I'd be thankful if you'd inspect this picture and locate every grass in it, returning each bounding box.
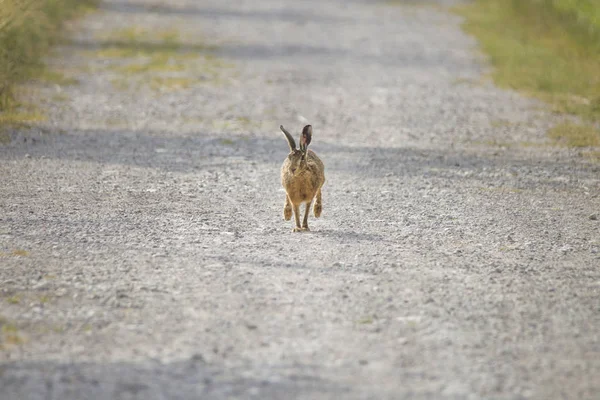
[89,26,233,92]
[51,92,70,102]
[386,0,428,5]
[0,249,32,256]
[0,0,98,114]
[548,123,600,147]
[115,55,187,75]
[92,27,207,58]
[549,0,600,33]
[149,77,194,91]
[211,117,263,132]
[11,249,31,256]
[455,0,600,147]
[386,0,444,11]
[35,69,79,85]
[219,138,235,146]
[490,119,516,129]
[0,111,47,142]
[0,320,24,346]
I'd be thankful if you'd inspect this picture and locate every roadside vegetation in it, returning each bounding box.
[0,0,97,133]
[89,26,233,92]
[455,0,600,150]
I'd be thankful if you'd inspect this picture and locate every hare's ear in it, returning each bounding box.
[299,125,312,153]
[280,125,296,152]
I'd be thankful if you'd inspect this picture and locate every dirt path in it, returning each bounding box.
[1,0,599,399]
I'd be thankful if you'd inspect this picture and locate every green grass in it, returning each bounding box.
[548,123,600,147]
[0,0,98,113]
[35,69,79,85]
[0,320,24,346]
[219,138,235,146]
[455,0,600,147]
[89,27,232,92]
[0,111,46,141]
[211,117,263,131]
[91,27,216,60]
[0,111,46,126]
[386,0,444,11]
[51,93,70,102]
[149,77,194,91]
[115,55,187,75]
[549,0,600,33]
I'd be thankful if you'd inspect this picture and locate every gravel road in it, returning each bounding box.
[1,0,599,399]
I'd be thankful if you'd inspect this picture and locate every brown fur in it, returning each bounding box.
[281,145,325,232]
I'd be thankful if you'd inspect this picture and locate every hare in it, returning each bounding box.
[280,124,325,232]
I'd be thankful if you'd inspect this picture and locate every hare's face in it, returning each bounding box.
[287,150,306,175]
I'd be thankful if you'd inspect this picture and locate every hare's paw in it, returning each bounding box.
[313,202,322,218]
[293,227,303,232]
[301,226,310,232]
[284,205,292,220]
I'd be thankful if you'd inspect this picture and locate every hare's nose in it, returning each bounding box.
[291,168,297,173]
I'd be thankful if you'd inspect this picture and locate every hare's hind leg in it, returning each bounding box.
[284,195,292,220]
[292,203,302,232]
[313,188,322,218]
[301,201,312,231]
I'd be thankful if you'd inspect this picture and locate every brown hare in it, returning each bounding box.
[280,124,325,232]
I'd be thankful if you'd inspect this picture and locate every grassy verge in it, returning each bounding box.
[84,26,234,93]
[0,0,97,129]
[455,0,600,148]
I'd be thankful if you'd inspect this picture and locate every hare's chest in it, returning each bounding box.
[284,175,317,204]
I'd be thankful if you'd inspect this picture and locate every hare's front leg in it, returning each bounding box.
[301,201,312,231]
[283,195,292,221]
[292,203,302,232]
